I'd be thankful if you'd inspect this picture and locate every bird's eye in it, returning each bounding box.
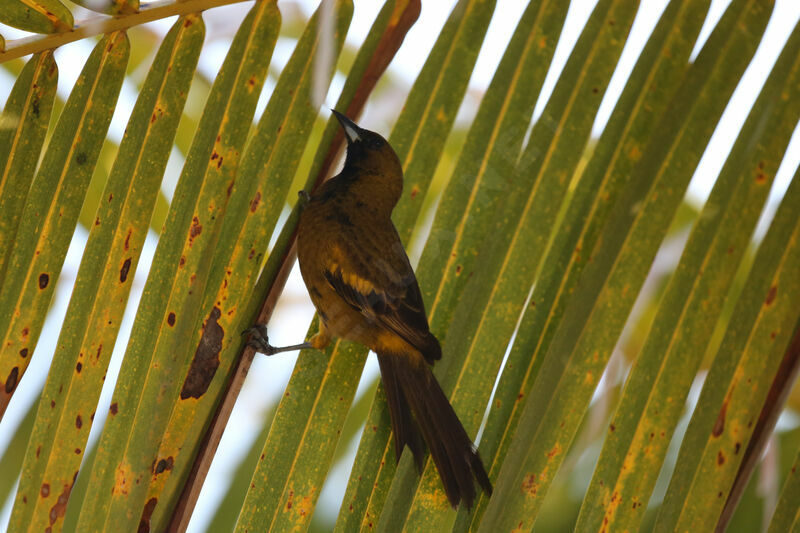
[369,138,383,149]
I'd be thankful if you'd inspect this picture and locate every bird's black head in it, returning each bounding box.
[331,110,403,208]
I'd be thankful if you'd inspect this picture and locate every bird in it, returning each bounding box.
[246,109,492,508]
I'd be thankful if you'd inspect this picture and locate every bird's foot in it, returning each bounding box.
[298,189,311,205]
[243,324,313,355]
[242,324,279,355]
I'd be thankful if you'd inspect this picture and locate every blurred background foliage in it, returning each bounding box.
[1,0,799,532]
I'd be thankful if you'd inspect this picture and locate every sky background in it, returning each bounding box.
[1,0,799,530]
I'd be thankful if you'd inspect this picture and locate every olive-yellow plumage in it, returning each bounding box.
[250,110,491,508]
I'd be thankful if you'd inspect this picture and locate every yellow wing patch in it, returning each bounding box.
[327,246,380,298]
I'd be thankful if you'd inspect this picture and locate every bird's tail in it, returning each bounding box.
[376,353,492,508]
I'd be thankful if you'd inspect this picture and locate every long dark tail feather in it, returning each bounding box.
[377,352,492,508]
[376,354,425,472]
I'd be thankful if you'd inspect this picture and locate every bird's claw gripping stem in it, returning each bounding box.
[243,324,314,355]
[243,324,278,355]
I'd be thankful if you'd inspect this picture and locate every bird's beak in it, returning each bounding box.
[332,109,362,144]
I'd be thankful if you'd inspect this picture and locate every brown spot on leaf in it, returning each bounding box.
[5,366,19,393]
[120,258,132,283]
[113,463,131,496]
[167,312,176,327]
[124,230,132,251]
[712,401,727,437]
[410,186,420,199]
[41,483,50,497]
[75,415,82,429]
[20,348,28,358]
[138,497,158,533]
[154,456,174,474]
[717,451,725,465]
[522,473,537,496]
[189,216,202,243]
[250,191,261,212]
[39,273,49,289]
[765,285,777,306]
[76,362,82,373]
[547,444,561,458]
[180,307,223,399]
[48,474,77,526]
[110,402,118,415]
[455,265,462,275]
[735,442,741,454]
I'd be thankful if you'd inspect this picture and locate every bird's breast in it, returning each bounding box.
[297,199,354,289]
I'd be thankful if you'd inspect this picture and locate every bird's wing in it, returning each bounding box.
[323,226,433,355]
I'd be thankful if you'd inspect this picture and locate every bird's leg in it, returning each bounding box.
[243,321,332,356]
[298,189,311,205]
[308,322,332,350]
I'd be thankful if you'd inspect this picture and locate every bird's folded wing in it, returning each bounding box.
[323,235,431,354]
